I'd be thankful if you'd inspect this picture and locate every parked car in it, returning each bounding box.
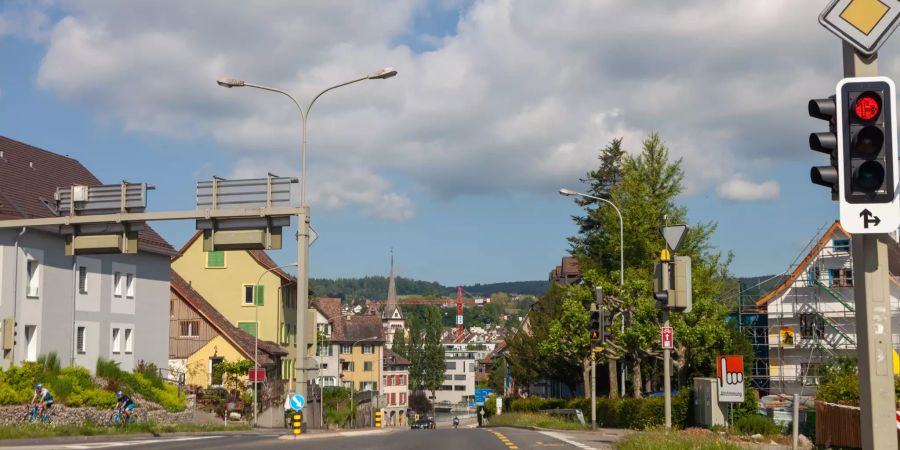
[411,417,436,429]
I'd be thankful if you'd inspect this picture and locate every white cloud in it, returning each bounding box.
[716,178,780,201]
[6,0,873,217]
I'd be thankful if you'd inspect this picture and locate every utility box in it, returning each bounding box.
[693,377,726,428]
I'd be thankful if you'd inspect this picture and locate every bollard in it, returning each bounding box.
[375,410,382,428]
[292,412,303,437]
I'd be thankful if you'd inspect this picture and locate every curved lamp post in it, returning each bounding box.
[252,262,298,427]
[559,188,626,396]
[217,67,397,416]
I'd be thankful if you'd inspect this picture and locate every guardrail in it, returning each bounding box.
[540,408,586,425]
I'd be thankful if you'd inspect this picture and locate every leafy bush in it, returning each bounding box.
[507,396,567,413]
[37,352,61,377]
[0,384,30,405]
[734,414,780,436]
[67,389,117,408]
[150,385,186,412]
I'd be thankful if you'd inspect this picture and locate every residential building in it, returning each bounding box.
[754,221,900,395]
[382,348,410,426]
[171,231,315,389]
[549,256,581,285]
[331,313,385,393]
[0,136,174,371]
[311,297,343,387]
[169,273,286,387]
[435,342,478,407]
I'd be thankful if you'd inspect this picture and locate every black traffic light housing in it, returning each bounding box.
[809,96,839,200]
[839,81,895,203]
[600,311,611,343]
[589,310,601,341]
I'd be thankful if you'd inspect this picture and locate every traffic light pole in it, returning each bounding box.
[661,259,671,430]
[842,42,897,450]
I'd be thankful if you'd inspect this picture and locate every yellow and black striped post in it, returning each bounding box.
[374,410,382,428]
[292,411,302,436]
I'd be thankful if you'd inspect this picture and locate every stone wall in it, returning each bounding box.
[0,404,194,426]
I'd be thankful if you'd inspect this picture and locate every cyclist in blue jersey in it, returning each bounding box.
[30,383,53,419]
[114,391,136,423]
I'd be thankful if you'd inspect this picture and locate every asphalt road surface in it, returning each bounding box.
[0,426,622,450]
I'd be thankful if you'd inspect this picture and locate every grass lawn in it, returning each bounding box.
[0,422,250,440]
[615,430,747,450]
[487,412,589,431]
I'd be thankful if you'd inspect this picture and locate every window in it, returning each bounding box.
[361,344,374,354]
[317,323,332,337]
[113,272,123,297]
[112,328,121,354]
[210,357,224,385]
[444,374,453,380]
[360,381,376,391]
[207,251,225,268]
[364,361,373,372]
[124,329,133,353]
[385,375,392,386]
[445,361,456,370]
[238,322,257,336]
[169,300,175,319]
[440,385,452,391]
[76,326,86,354]
[340,344,352,354]
[78,266,88,294]
[180,320,200,337]
[399,375,406,385]
[126,273,135,298]
[833,239,850,253]
[342,381,352,390]
[26,260,39,298]
[400,393,406,405]
[454,385,465,391]
[243,285,264,306]
[454,374,466,380]
[341,361,355,371]
[389,393,396,405]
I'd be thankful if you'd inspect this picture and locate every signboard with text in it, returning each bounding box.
[716,355,745,403]
[661,326,673,350]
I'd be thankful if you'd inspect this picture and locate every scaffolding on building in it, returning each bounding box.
[733,222,858,396]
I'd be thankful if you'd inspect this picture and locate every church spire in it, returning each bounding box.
[387,248,397,307]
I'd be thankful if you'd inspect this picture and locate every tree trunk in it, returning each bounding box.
[607,358,619,399]
[631,359,642,398]
[582,358,592,399]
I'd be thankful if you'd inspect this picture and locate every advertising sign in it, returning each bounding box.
[717,355,744,403]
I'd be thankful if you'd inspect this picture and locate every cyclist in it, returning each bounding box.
[114,391,135,423]
[30,383,53,420]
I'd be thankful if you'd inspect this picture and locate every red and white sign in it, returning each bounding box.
[248,367,266,382]
[717,355,744,403]
[661,326,674,349]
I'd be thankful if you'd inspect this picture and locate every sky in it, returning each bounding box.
[0,0,894,286]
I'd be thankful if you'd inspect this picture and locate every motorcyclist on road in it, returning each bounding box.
[453,416,460,428]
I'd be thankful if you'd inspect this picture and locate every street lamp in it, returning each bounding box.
[217,67,398,409]
[346,336,378,428]
[559,188,626,396]
[251,262,298,427]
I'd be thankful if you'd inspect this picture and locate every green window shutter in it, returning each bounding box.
[238,322,257,336]
[207,251,225,268]
[255,285,265,305]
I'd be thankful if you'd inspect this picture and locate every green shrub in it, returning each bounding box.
[134,361,164,389]
[37,352,61,377]
[4,362,45,391]
[507,396,567,413]
[68,389,117,409]
[151,385,186,412]
[484,395,497,416]
[734,414,780,436]
[49,376,74,404]
[0,384,30,405]
[96,358,126,382]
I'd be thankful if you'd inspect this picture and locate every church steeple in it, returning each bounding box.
[382,249,404,343]
[387,248,398,308]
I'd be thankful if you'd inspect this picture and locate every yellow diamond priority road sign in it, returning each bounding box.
[820,0,900,55]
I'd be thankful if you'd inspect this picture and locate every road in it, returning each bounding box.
[0,426,624,450]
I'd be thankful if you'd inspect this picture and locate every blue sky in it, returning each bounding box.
[0,1,883,286]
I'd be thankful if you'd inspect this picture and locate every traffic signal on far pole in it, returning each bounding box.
[601,311,611,343]
[836,77,900,233]
[809,95,839,200]
[590,309,601,341]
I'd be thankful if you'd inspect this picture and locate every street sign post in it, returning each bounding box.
[474,388,493,406]
[716,355,745,403]
[661,326,673,350]
[819,0,900,56]
[290,393,306,411]
[660,224,688,253]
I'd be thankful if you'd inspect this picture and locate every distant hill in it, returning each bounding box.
[309,277,549,301]
[460,281,549,296]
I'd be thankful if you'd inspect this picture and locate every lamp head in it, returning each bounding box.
[368,67,398,80]
[217,77,245,88]
[559,188,578,196]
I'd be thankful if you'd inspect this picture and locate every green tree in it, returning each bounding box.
[406,315,424,392]
[391,329,408,359]
[422,306,447,397]
[568,133,740,397]
[538,288,593,398]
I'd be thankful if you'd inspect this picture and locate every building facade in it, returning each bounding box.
[0,136,173,372]
[381,348,410,426]
[331,314,384,394]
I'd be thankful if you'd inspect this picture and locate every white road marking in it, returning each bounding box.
[537,431,595,450]
[40,435,223,449]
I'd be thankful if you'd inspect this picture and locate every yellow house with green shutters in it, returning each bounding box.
[171,231,316,389]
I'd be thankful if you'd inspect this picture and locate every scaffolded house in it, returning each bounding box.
[753,221,900,396]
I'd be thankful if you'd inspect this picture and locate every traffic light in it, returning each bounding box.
[653,257,692,312]
[809,95,839,200]
[600,311,611,343]
[589,310,601,341]
[836,77,899,233]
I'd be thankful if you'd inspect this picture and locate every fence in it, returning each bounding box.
[815,401,899,448]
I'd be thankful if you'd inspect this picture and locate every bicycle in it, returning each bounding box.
[110,408,135,426]
[23,404,51,423]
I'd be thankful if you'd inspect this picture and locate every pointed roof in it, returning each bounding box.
[172,231,295,284]
[382,250,403,320]
[171,272,287,365]
[755,221,900,309]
